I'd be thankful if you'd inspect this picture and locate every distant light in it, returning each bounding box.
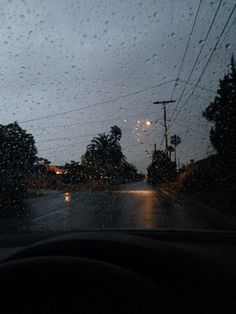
[56,171,61,175]
[146,120,151,126]
[137,120,140,124]
[124,119,127,122]
[64,192,71,203]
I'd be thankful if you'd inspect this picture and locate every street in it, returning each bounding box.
[0,181,236,233]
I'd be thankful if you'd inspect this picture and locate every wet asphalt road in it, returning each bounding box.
[0,181,235,233]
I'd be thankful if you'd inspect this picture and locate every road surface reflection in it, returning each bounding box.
[64,192,71,203]
[1,181,235,234]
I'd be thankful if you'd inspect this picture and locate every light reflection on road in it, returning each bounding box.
[113,190,155,195]
[113,189,159,229]
[64,192,71,203]
[2,181,235,234]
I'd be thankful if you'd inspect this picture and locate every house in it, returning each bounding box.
[47,165,65,175]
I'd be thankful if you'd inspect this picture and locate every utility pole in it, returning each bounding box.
[153,100,175,154]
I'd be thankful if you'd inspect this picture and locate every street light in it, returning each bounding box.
[146,120,151,126]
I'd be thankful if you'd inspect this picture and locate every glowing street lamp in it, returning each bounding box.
[146,120,151,126]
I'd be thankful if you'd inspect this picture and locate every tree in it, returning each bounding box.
[203,55,236,163]
[167,145,175,161]
[83,132,119,182]
[147,147,176,184]
[170,135,181,168]
[34,157,52,173]
[0,122,37,203]
[110,125,122,142]
[81,125,138,184]
[63,161,86,184]
[119,161,139,183]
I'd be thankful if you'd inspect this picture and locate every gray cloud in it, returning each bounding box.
[0,0,235,171]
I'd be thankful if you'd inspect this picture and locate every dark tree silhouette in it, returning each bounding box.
[203,55,236,162]
[178,57,236,214]
[0,122,37,205]
[167,145,175,161]
[170,135,181,168]
[110,125,122,141]
[147,147,176,184]
[63,161,86,184]
[81,126,138,184]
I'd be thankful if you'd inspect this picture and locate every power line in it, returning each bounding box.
[171,2,236,124]
[18,79,175,124]
[170,0,223,121]
[37,132,98,144]
[194,94,212,103]
[36,112,163,148]
[172,119,208,136]
[211,15,236,62]
[37,127,134,144]
[170,0,203,100]
[39,139,90,152]
[44,141,149,159]
[178,78,218,94]
[25,109,164,132]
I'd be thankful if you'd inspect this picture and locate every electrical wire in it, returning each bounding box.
[171,2,236,124]
[170,0,223,121]
[18,79,175,124]
[170,0,203,100]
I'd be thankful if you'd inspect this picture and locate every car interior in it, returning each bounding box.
[0,0,236,313]
[0,230,235,313]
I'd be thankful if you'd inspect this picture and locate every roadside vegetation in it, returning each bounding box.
[178,56,236,216]
[0,123,143,214]
[1,56,235,218]
[147,56,236,217]
[30,126,144,191]
[0,122,37,214]
[62,126,144,189]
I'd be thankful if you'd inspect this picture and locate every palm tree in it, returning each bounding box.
[85,133,110,180]
[84,128,126,182]
[87,133,110,156]
[110,125,122,142]
[82,125,138,184]
[170,135,181,169]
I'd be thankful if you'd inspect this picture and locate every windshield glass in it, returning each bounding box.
[0,0,236,233]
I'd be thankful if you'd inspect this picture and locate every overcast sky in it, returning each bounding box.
[0,0,235,171]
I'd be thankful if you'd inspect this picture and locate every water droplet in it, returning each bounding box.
[153,12,158,18]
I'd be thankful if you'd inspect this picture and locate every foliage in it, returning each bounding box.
[167,146,174,153]
[147,149,176,184]
[170,134,181,167]
[178,56,236,214]
[177,155,236,214]
[0,122,37,202]
[203,56,236,162]
[33,157,51,175]
[63,161,86,184]
[63,126,141,185]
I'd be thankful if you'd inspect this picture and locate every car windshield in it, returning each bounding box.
[0,0,236,234]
